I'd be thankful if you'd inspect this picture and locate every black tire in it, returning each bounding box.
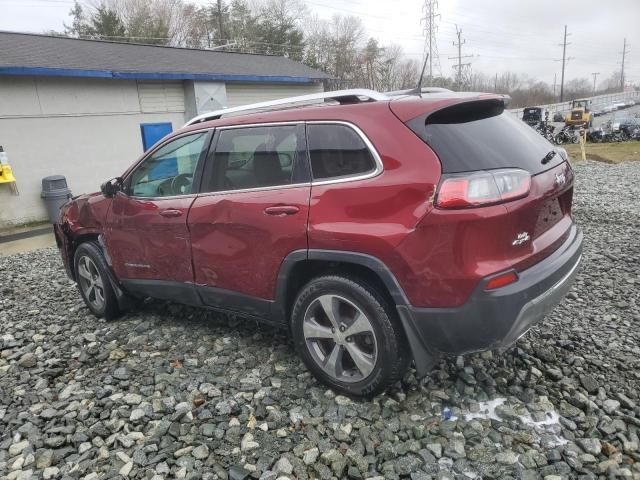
[74,242,121,320]
[290,275,409,397]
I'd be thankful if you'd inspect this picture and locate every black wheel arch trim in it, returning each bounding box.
[78,237,132,311]
[273,249,411,322]
[274,248,437,375]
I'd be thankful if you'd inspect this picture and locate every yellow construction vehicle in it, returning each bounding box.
[565,99,593,127]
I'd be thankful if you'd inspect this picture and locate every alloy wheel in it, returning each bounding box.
[77,255,105,311]
[303,294,378,383]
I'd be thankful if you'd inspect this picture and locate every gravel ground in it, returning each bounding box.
[1,160,639,480]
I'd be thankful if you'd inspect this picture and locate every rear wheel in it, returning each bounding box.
[74,242,121,320]
[291,275,409,397]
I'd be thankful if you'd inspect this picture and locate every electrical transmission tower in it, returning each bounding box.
[422,0,441,82]
[449,25,473,90]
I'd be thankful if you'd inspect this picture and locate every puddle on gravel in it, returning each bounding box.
[443,397,570,448]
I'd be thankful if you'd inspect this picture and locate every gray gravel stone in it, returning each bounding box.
[578,438,602,456]
[192,444,209,459]
[1,160,639,480]
[17,353,37,368]
[274,457,293,474]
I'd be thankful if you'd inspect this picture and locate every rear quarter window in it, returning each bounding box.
[307,124,378,180]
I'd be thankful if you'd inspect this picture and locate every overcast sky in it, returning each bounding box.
[1,0,638,88]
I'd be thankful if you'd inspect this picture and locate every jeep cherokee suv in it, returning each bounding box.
[54,89,583,397]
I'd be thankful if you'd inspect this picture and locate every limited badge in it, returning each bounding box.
[512,232,530,246]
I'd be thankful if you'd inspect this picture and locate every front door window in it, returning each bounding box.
[128,132,208,197]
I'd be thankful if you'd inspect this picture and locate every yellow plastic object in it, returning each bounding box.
[0,163,16,184]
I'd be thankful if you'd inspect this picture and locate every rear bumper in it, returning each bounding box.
[397,223,583,366]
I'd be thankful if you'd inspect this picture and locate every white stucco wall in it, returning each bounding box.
[0,76,186,226]
[0,76,324,227]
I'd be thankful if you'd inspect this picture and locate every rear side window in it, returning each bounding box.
[307,124,377,180]
[407,100,563,175]
[204,125,307,192]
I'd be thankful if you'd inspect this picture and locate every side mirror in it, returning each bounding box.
[100,177,123,197]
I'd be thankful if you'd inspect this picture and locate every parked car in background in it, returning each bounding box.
[553,112,565,122]
[54,89,582,396]
[611,115,640,137]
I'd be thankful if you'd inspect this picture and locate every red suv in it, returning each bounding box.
[55,89,582,396]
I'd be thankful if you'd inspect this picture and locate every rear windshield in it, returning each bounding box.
[408,100,563,175]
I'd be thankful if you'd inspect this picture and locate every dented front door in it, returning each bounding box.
[105,192,195,282]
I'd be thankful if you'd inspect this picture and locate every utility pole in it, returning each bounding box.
[552,72,557,97]
[216,0,224,41]
[449,25,473,90]
[620,38,630,91]
[422,0,441,82]
[559,25,571,102]
[494,72,498,92]
[591,72,600,94]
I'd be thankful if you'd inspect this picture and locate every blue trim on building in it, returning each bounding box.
[0,66,321,83]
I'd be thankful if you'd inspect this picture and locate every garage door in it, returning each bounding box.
[137,81,185,113]
[225,83,324,108]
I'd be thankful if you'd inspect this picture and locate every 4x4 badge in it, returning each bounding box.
[555,172,566,186]
[512,232,530,246]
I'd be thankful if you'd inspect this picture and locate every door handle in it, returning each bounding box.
[159,209,183,218]
[264,205,300,216]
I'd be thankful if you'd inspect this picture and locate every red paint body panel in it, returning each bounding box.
[105,192,195,282]
[188,186,310,299]
[56,93,577,315]
[306,105,441,303]
[394,163,575,307]
[61,192,111,236]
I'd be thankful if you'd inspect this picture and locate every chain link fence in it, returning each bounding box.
[509,90,640,118]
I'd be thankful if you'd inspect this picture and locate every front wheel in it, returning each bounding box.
[290,275,409,397]
[74,242,121,320]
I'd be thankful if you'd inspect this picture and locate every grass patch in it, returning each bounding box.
[564,142,640,164]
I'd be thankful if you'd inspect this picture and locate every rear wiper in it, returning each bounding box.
[541,150,556,165]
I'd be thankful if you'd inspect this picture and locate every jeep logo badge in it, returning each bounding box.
[512,232,530,246]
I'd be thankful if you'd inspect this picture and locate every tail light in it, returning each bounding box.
[436,168,531,209]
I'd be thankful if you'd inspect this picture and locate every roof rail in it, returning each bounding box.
[385,86,454,97]
[184,88,388,126]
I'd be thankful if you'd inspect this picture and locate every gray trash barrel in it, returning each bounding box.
[41,175,72,223]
